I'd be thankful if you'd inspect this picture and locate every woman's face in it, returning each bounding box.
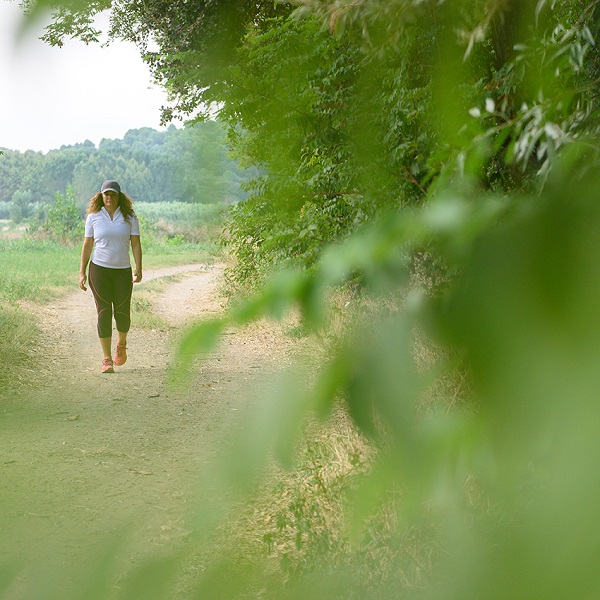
[102,191,119,212]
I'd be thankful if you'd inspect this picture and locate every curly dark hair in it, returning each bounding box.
[86,190,136,223]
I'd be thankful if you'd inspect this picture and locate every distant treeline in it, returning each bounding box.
[0,121,256,220]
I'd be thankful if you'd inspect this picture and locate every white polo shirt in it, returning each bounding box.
[85,207,140,269]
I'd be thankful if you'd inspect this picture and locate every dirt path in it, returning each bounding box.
[0,264,294,598]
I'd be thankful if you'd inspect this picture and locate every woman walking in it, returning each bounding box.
[79,180,143,373]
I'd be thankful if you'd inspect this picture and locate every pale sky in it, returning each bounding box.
[0,1,171,153]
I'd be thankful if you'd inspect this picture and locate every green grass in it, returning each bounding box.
[0,239,80,301]
[0,238,221,303]
[143,243,221,269]
[0,302,39,393]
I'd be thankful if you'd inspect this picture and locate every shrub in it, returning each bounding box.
[28,185,83,245]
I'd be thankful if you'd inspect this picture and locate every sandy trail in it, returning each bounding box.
[0,263,292,598]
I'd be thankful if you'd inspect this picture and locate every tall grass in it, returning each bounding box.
[135,201,226,226]
[136,201,227,251]
[0,302,38,393]
[0,240,85,396]
[0,239,80,301]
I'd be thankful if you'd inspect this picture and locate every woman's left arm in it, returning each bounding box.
[131,235,143,283]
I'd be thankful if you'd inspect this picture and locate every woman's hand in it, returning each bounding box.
[80,237,93,292]
[130,235,142,284]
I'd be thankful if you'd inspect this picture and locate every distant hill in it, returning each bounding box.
[0,121,257,210]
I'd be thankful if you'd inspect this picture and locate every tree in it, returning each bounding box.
[10,189,33,224]
[35,184,83,244]
[37,0,293,121]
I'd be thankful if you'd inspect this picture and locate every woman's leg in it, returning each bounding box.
[89,262,114,359]
[100,336,112,359]
[112,268,133,365]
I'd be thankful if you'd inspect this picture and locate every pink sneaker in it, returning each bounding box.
[114,344,127,366]
[102,358,114,374]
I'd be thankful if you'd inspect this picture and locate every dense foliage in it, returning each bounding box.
[10,0,600,598]
[219,0,600,284]
[30,1,600,281]
[0,120,255,218]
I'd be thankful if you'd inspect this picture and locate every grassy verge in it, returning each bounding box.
[131,275,184,331]
[0,239,80,301]
[143,241,221,270]
[0,302,39,393]
[0,238,221,302]
[178,401,435,598]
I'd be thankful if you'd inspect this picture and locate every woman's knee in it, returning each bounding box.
[114,311,131,333]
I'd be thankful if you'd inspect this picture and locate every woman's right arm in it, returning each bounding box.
[80,237,94,291]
